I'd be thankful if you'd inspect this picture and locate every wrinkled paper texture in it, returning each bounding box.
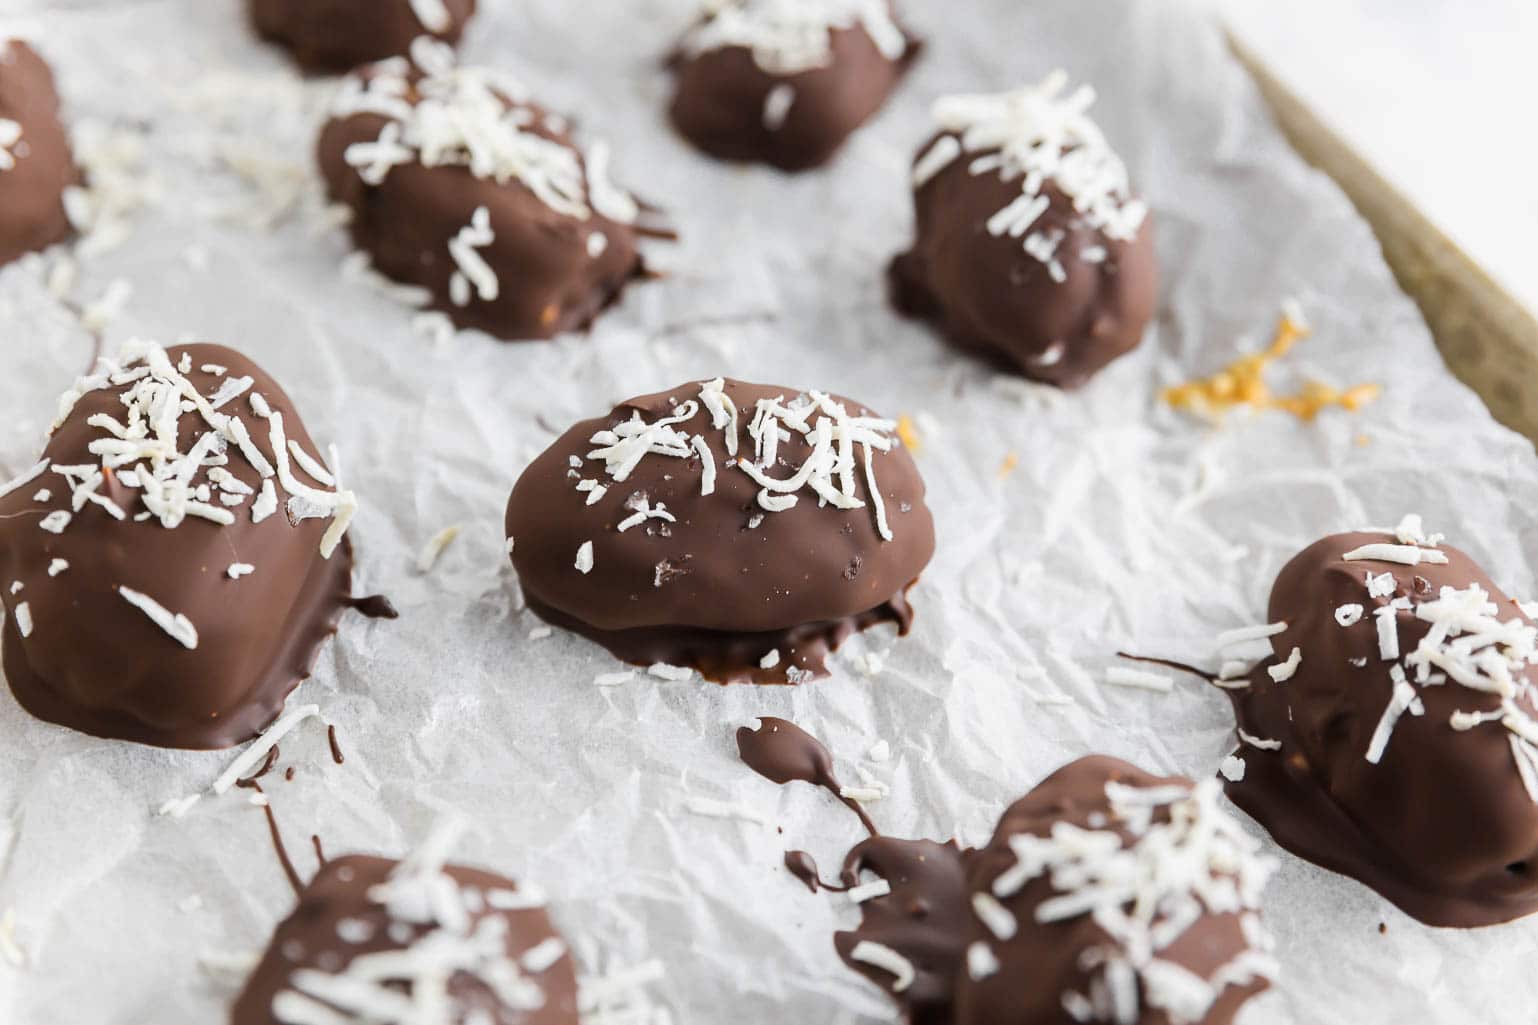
[0,0,1536,1023]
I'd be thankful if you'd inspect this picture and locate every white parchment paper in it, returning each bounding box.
[1,1,1537,1022]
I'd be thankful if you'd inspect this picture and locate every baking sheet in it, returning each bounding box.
[2,0,1538,1022]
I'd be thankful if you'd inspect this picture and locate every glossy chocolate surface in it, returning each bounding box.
[0,343,357,750]
[1227,530,1538,927]
[505,379,934,682]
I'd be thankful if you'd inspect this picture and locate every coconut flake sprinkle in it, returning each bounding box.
[417,525,461,574]
[117,586,198,649]
[42,341,355,557]
[408,0,453,32]
[581,380,904,543]
[334,38,638,226]
[1342,543,1449,567]
[271,818,560,1023]
[921,71,1147,281]
[681,0,908,75]
[987,777,1276,1025]
[0,118,22,172]
[1300,520,1538,781]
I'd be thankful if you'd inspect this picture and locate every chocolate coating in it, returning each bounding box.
[892,157,1156,389]
[668,3,919,171]
[232,854,577,1025]
[954,757,1266,1025]
[1227,531,1538,927]
[0,41,78,268]
[504,379,934,683]
[319,52,652,342]
[0,344,355,750]
[835,836,972,1025]
[249,0,476,73]
[736,718,1269,1023]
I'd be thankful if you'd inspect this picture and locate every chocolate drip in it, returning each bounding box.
[735,716,966,1021]
[311,834,327,867]
[344,594,399,620]
[326,723,345,765]
[242,782,303,897]
[736,719,1270,1024]
[736,716,877,835]
[783,850,848,893]
[524,589,913,685]
[239,745,281,786]
[1117,650,1219,684]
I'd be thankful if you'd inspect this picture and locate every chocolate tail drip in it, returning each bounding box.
[241,782,303,896]
[1116,650,1219,684]
[343,594,399,619]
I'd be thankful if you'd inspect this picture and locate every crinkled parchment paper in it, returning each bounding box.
[1,0,1537,1022]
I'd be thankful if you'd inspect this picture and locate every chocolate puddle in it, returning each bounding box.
[737,716,970,1022]
[736,716,877,835]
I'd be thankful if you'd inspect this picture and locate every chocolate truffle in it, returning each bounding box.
[232,842,576,1023]
[890,72,1157,388]
[319,38,656,341]
[0,40,78,268]
[950,757,1274,1025]
[250,0,476,74]
[668,0,920,171]
[0,340,360,750]
[504,377,935,683]
[1223,518,1538,927]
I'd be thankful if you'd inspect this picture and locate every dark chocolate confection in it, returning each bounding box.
[0,341,360,750]
[504,378,935,683]
[1224,524,1538,927]
[249,0,476,74]
[668,0,920,171]
[232,852,577,1025]
[0,40,78,268]
[953,756,1272,1025]
[734,719,1273,1023]
[890,74,1157,388]
[319,39,656,341]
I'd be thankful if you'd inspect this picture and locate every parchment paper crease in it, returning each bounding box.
[0,1,1535,1022]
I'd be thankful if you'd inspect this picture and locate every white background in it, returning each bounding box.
[1223,0,1538,316]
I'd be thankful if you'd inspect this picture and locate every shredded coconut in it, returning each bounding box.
[334,40,637,226]
[681,0,908,75]
[921,71,1147,280]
